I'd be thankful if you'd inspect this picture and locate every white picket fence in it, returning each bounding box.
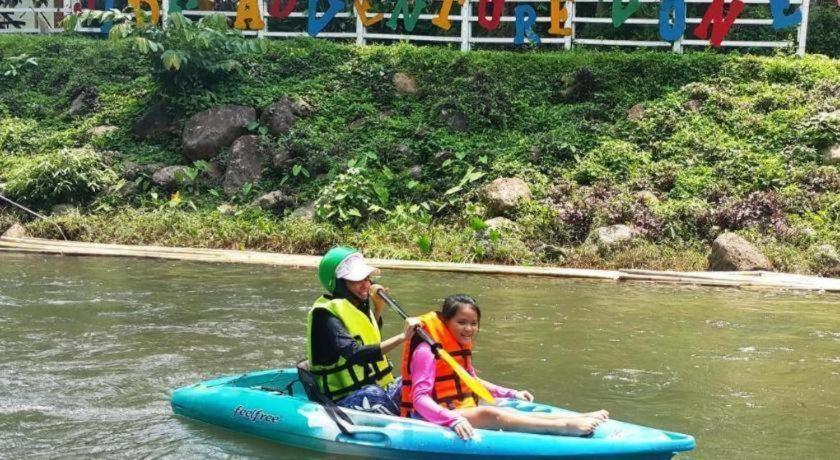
[0,0,811,56]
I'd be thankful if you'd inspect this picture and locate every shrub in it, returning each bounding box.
[0,147,118,208]
[572,139,651,185]
[315,166,391,226]
[713,191,788,235]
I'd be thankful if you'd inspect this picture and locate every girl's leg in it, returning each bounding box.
[499,408,609,421]
[457,406,604,436]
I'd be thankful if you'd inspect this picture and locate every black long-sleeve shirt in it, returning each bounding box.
[310,305,385,367]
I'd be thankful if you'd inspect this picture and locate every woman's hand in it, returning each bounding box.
[451,418,475,440]
[369,284,388,318]
[403,316,420,342]
[515,390,534,402]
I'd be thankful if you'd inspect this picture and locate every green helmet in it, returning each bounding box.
[318,246,359,293]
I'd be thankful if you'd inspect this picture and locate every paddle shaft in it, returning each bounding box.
[377,291,437,349]
[376,290,496,404]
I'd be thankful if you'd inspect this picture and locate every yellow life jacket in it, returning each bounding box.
[400,311,478,417]
[306,296,394,401]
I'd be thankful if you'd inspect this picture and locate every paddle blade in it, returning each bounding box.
[438,349,496,404]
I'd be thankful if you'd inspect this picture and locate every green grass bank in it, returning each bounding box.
[1,34,838,275]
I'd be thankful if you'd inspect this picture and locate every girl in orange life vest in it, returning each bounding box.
[401,294,610,440]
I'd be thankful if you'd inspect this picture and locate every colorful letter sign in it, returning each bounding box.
[234,0,265,30]
[307,0,344,36]
[477,0,504,31]
[514,4,540,45]
[693,0,745,47]
[387,0,427,32]
[129,0,160,26]
[769,0,802,30]
[549,0,572,36]
[658,0,685,42]
[353,0,384,27]
[612,0,640,28]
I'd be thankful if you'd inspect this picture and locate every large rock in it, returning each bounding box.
[825,144,840,165]
[260,97,296,136]
[438,106,467,132]
[585,224,636,250]
[133,104,178,141]
[709,233,772,271]
[121,161,163,180]
[152,165,190,189]
[627,103,645,121]
[251,190,291,212]
[393,72,418,95]
[88,125,117,137]
[290,201,317,220]
[182,105,256,161]
[2,223,27,239]
[811,244,840,276]
[484,217,519,232]
[483,178,532,216]
[67,85,98,117]
[223,135,266,195]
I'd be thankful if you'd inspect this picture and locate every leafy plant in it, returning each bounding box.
[65,10,266,91]
[1,148,118,209]
[2,54,37,78]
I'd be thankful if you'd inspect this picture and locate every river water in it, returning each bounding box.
[1,253,839,459]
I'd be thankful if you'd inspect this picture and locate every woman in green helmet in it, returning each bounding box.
[306,246,420,415]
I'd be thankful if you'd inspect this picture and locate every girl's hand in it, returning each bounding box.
[403,317,421,342]
[515,390,534,402]
[452,419,475,440]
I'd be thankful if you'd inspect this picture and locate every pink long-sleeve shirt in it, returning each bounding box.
[409,342,518,427]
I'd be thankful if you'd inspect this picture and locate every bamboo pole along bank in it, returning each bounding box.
[1,236,839,293]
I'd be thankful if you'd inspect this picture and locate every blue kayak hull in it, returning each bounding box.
[171,368,695,459]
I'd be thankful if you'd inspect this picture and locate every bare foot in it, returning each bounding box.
[579,409,609,421]
[555,416,604,436]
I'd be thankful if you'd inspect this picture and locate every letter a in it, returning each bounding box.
[477,0,504,31]
[387,0,427,32]
[658,0,685,42]
[129,0,160,26]
[234,0,265,30]
[549,0,572,36]
[514,4,540,45]
[432,0,464,31]
[307,0,345,36]
[693,0,744,48]
[769,0,801,30]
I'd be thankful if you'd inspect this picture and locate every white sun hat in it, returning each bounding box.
[335,253,380,282]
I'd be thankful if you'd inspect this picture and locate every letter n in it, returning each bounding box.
[234,0,265,30]
[307,0,345,36]
[514,4,540,45]
[692,0,745,48]
[477,0,504,31]
[387,0,427,32]
[658,0,685,42]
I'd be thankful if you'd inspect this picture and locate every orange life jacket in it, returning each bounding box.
[400,311,478,417]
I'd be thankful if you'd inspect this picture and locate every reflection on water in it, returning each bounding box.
[1,253,839,458]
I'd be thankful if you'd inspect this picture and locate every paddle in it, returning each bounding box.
[376,289,496,405]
